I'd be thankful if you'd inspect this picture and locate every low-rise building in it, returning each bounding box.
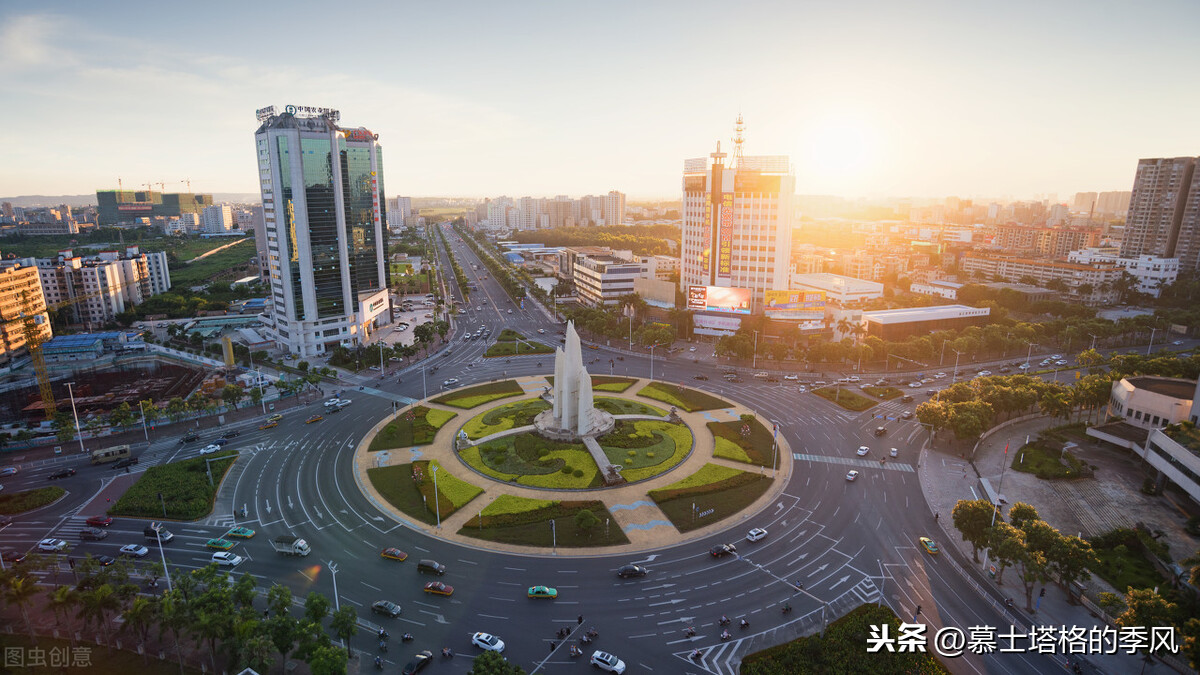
[573,253,649,307]
[1067,249,1179,297]
[910,279,962,300]
[861,304,991,341]
[962,253,1121,304]
[1142,425,1200,505]
[790,272,883,305]
[1107,376,1194,431]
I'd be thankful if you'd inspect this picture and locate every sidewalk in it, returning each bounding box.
[918,418,1172,675]
[352,377,792,557]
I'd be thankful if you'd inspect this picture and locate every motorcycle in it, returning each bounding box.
[580,635,593,645]
[720,630,731,641]
[689,649,702,661]
[568,645,583,658]
[586,628,598,638]
[378,640,387,652]
[441,647,454,658]
[740,619,750,630]
[782,604,792,614]
[374,656,383,670]
[685,627,696,637]
[718,616,731,627]
[401,633,414,642]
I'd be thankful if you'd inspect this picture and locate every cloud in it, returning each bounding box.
[0,13,73,70]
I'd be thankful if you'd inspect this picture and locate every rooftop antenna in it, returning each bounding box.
[731,113,745,169]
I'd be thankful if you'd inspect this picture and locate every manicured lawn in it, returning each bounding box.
[496,329,526,341]
[598,420,694,482]
[861,385,903,400]
[811,386,877,411]
[460,499,629,547]
[1088,528,1168,592]
[741,603,950,675]
[546,375,637,392]
[170,239,256,286]
[462,399,550,440]
[110,451,237,520]
[637,381,730,412]
[484,340,554,357]
[707,417,776,467]
[0,486,65,514]
[368,405,458,450]
[1012,442,1090,479]
[483,494,555,516]
[465,435,601,488]
[433,380,524,409]
[413,460,483,513]
[368,464,438,524]
[593,396,666,416]
[651,467,773,533]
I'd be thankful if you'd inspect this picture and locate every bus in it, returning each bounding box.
[91,445,131,465]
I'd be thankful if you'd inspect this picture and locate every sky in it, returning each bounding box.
[2,0,1198,202]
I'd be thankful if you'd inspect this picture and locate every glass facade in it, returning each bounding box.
[276,136,305,315]
[340,141,380,299]
[300,137,344,319]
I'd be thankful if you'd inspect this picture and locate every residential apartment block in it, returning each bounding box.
[0,262,52,366]
[1120,157,1200,272]
[961,254,1121,304]
[33,246,167,326]
[1067,248,1178,297]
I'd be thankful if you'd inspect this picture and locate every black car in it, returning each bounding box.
[181,432,199,443]
[402,650,433,675]
[220,430,241,439]
[112,457,139,470]
[617,564,649,578]
[1,550,27,564]
[48,468,76,480]
[693,374,709,381]
[710,543,737,558]
[79,528,108,541]
[96,555,116,566]
[901,395,914,403]
[766,376,779,382]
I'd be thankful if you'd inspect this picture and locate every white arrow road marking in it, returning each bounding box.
[287,496,294,509]
[647,599,685,607]
[265,500,272,514]
[641,583,676,591]
[829,575,851,589]
[632,554,659,564]
[807,563,829,577]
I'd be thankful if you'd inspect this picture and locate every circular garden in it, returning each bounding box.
[362,376,784,549]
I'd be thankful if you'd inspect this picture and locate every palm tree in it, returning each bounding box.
[121,596,158,663]
[77,584,121,643]
[6,575,41,641]
[46,585,80,631]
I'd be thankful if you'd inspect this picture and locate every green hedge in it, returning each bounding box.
[110,451,237,520]
[637,382,730,412]
[651,463,748,495]
[368,463,438,524]
[414,460,483,514]
[464,435,601,488]
[593,397,666,416]
[482,494,555,516]
[546,376,637,393]
[811,386,877,411]
[707,417,776,467]
[0,486,65,515]
[604,420,693,483]
[459,500,629,547]
[483,340,555,357]
[741,604,950,675]
[433,380,524,409]
[369,405,458,450]
[495,329,525,341]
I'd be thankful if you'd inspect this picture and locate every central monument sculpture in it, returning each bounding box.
[534,321,615,441]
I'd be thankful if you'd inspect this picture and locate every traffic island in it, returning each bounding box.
[811,386,877,411]
[636,381,730,412]
[367,460,483,525]
[709,416,778,467]
[649,463,773,533]
[109,451,238,520]
[368,405,458,450]
[459,494,629,547]
[0,486,66,515]
[432,380,524,409]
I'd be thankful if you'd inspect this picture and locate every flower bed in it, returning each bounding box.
[601,420,693,482]
[649,463,772,533]
[637,382,730,412]
[707,417,775,467]
[367,464,437,525]
[593,397,666,416]
[368,405,458,450]
[412,460,483,514]
[459,499,629,547]
[462,399,551,440]
[432,380,524,409]
[464,435,601,488]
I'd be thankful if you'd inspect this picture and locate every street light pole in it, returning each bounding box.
[422,366,427,400]
[1147,328,1158,356]
[939,339,949,366]
[248,350,267,414]
[1025,342,1038,370]
[649,344,657,381]
[752,330,759,370]
[66,382,85,454]
[950,350,963,385]
[139,400,149,442]
[432,464,441,528]
[1089,334,1098,351]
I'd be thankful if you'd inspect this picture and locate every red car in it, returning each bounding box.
[86,516,113,527]
[423,581,454,596]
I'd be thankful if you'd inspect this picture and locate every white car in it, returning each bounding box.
[38,538,68,552]
[908,382,921,388]
[746,528,768,542]
[934,372,947,379]
[783,374,799,381]
[590,651,626,674]
[890,447,898,457]
[856,446,870,457]
[796,385,807,393]
[1018,363,1031,370]
[472,632,505,652]
[120,544,150,558]
[848,376,861,383]
[978,370,992,377]
[846,470,860,481]
[689,346,697,352]
[442,378,459,387]
[1172,340,1183,346]
[324,398,341,408]
[212,552,243,567]
[199,444,221,455]
[507,309,514,314]
[336,399,352,408]
[537,329,546,334]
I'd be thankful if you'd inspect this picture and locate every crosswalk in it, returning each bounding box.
[792,453,916,472]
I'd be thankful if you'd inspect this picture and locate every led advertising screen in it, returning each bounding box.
[687,285,751,314]
[764,290,826,319]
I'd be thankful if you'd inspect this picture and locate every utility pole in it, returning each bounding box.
[66,382,86,454]
[950,350,964,385]
[1025,342,1038,370]
[1147,327,1158,356]
[752,330,759,370]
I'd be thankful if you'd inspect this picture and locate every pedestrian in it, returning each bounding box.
[263,609,269,618]
[578,615,583,625]
[935,513,940,522]
[550,641,557,652]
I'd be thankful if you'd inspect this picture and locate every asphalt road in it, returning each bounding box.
[4,228,1193,674]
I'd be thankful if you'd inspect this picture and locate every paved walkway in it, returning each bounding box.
[353,377,792,556]
[918,417,1176,675]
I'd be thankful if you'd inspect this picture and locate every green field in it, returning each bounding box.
[637,382,730,412]
[0,486,65,515]
[708,417,776,467]
[460,499,629,547]
[170,239,257,287]
[650,466,772,533]
[432,380,524,409]
[110,451,237,520]
[861,385,903,400]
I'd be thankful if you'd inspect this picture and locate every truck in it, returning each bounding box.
[270,535,311,556]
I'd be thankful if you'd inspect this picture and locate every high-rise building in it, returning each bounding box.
[603,190,626,227]
[680,135,794,305]
[1119,157,1198,268]
[1096,191,1131,218]
[1072,192,1098,213]
[254,105,390,357]
[202,204,234,233]
[0,262,52,366]
[96,190,214,226]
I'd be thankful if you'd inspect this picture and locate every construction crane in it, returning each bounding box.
[181,178,192,192]
[1,289,106,418]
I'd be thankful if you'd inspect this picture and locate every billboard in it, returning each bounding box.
[687,285,751,314]
[717,193,734,281]
[764,290,827,319]
[700,197,712,275]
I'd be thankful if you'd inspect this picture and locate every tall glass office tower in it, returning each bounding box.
[254,106,390,357]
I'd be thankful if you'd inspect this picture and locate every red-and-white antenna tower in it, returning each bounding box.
[731,113,745,169]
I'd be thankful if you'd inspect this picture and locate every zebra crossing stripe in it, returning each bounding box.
[792,453,914,472]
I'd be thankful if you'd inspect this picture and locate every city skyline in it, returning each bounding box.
[3,1,1199,200]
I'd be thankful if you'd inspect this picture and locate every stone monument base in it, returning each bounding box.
[532,409,615,442]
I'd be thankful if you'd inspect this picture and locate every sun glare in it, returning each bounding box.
[801,118,877,180]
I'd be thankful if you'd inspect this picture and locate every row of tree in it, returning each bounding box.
[1,554,356,674]
[507,223,681,257]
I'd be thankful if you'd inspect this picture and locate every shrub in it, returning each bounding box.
[0,486,66,515]
[573,469,583,477]
[637,382,729,412]
[110,451,237,520]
